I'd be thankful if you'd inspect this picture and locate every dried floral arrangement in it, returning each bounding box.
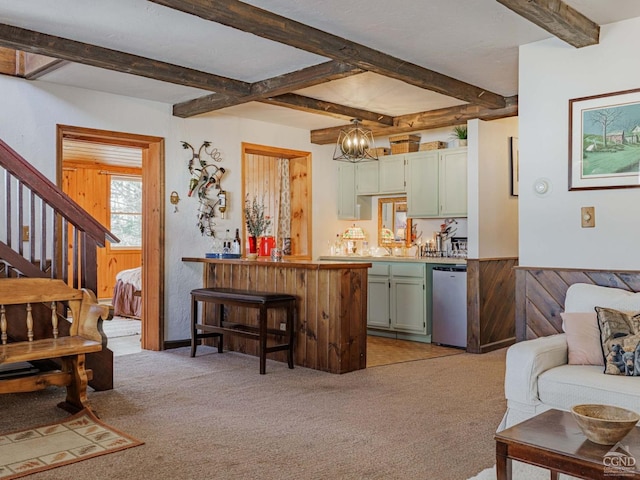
[244,195,271,237]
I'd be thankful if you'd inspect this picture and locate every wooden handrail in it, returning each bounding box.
[0,241,48,278]
[0,138,115,391]
[0,139,118,245]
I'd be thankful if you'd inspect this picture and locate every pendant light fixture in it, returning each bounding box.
[333,119,378,163]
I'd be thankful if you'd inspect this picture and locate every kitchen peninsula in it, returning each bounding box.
[182,257,371,374]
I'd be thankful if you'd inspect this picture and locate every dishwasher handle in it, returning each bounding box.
[433,266,467,272]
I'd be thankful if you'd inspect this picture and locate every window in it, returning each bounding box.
[110,176,142,248]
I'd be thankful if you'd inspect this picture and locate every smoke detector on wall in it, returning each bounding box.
[533,178,552,197]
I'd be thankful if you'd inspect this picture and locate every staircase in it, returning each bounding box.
[0,139,118,390]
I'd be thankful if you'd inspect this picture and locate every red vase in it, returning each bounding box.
[259,236,275,256]
[248,236,257,254]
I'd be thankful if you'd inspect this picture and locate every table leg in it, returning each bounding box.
[217,303,224,353]
[190,296,197,357]
[259,305,267,374]
[549,470,558,480]
[287,303,295,369]
[496,441,512,480]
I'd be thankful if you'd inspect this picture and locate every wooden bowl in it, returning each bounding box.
[571,404,639,445]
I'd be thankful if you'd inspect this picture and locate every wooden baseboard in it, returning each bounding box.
[472,337,515,354]
[163,339,190,350]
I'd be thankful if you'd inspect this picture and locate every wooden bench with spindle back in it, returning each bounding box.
[0,278,110,413]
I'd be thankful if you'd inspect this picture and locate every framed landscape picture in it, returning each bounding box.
[569,88,640,190]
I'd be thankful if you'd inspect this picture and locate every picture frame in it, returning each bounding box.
[569,88,640,190]
[509,136,519,196]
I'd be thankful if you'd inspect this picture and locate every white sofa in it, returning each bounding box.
[499,283,640,430]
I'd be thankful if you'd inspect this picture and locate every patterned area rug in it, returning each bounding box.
[0,409,143,479]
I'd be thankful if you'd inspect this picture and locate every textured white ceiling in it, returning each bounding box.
[2,0,640,130]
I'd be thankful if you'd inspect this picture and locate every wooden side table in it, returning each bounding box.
[495,409,640,479]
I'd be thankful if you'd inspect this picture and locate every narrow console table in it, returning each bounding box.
[182,257,371,374]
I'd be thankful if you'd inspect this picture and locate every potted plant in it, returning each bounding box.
[451,125,468,147]
[244,195,271,256]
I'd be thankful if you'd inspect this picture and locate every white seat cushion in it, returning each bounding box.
[538,364,640,415]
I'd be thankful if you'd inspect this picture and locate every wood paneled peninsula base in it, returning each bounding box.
[495,409,640,479]
[182,257,371,374]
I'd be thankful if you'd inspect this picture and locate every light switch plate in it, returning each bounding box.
[581,207,595,228]
[22,226,29,241]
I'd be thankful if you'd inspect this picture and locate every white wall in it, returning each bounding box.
[0,76,341,340]
[469,117,519,259]
[519,16,640,270]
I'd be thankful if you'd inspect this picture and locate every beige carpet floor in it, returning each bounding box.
[0,346,507,480]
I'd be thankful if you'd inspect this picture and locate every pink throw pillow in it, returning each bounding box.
[561,312,604,366]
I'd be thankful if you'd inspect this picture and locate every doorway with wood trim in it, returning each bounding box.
[56,125,164,351]
[242,143,312,259]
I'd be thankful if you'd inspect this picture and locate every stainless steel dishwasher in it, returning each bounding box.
[432,265,467,348]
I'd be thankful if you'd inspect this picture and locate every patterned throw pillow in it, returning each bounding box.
[595,306,640,376]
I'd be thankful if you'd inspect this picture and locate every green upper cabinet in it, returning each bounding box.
[337,163,357,219]
[337,162,371,220]
[406,151,439,217]
[355,161,379,195]
[378,155,406,194]
[406,148,467,218]
[439,149,467,217]
[338,148,466,219]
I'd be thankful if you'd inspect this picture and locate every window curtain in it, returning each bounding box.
[276,158,291,249]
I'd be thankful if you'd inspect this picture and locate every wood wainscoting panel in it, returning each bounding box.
[467,258,518,353]
[198,260,368,374]
[515,267,640,342]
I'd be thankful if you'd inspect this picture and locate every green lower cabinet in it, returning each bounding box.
[367,275,391,329]
[367,262,430,342]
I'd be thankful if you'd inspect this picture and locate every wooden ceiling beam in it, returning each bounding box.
[261,93,394,127]
[149,0,507,109]
[21,53,68,79]
[310,96,519,145]
[0,46,16,76]
[173,61,363,117]
[496,0,599,48]
[250,62,362,98]
[0,23,250,95]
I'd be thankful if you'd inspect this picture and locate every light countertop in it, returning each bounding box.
[182,256,372,269]
[317,255,467,265]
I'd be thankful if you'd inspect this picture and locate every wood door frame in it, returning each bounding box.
[241,142,312,259]
[56,125,164,351]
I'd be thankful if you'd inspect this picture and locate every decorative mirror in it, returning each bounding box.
[378,197,412,248]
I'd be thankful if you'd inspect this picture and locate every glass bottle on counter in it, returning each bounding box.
[332,233,343,256]
[232,228,242,255]
[223,229,231,254]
